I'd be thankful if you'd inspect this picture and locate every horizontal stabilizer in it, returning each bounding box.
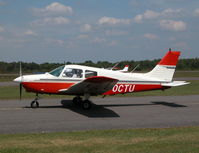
[161,81,190,87]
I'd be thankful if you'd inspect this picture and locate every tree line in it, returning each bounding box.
[0,58,199,73]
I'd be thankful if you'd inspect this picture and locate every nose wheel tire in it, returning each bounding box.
[31,101,39,108]
[82,100,92,110]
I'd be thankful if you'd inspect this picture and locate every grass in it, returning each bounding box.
[0,80,198,100]
[174,71,199,78]
[0,86,71,100]
[0,127,199,153]
[0,74,18,82]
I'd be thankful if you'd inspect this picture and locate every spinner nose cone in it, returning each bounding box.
[14,76,22,82]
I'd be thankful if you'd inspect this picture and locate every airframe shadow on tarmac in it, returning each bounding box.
[24,100,120,118]
[24,99,187,118]
[60,100,120,118]
[151,101,187,107]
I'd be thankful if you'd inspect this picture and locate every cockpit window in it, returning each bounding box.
[63,68,83,78]
[85,70,97,78]
[49,65,65,77]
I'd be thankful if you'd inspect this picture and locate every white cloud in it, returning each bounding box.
[33,2,73,16]
[134,8,182,23]
[80,24,92,32]
[24,30,38,36]
[161,8,181,17]
[143,10,160,19]
[134,15,143,23]
[66,41,78,48]
[98,16,131,26]
[159,20,187,31]
[44,38,64,46]
[105,30,128,36]
[32,17,70,26]
[90,37,117,46]
[109,40,117,46]
[134,10,160,23]
[144,33,158,40]
[77,34,89,39]
[0,26,4,32]
[92,37,106,43]
[194,8,199,16]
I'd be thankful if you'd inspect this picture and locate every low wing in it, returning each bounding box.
[161,81,190,87]
[59,76,118,95]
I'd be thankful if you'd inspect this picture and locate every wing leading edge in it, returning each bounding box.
[59,76,118,95]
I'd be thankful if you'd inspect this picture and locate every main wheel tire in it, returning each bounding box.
[31,101,39,108]
[82,100,92,110]
[72,97,82,105]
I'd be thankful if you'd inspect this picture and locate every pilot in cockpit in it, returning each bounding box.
[63,68,82,78]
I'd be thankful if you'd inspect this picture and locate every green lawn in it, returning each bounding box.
[0,86,71,100]
[174,71,199,78]
[0,74,18,82]
[0,80,198,100]
[0,127,198,153]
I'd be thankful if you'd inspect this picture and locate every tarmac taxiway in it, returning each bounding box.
[0,95,199,134]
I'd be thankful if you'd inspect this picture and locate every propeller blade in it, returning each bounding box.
[20,62,22,77]
[19,62,23,100]
[20,83,22,100]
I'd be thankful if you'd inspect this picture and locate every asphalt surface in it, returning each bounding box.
[0,82,17,86]
[0,95,199,134]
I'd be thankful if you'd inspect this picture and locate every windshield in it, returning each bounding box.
[49,65,65,77]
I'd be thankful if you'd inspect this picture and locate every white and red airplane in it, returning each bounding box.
[106,63,129,72]
[14,50,189,109]
[116,65,129,73]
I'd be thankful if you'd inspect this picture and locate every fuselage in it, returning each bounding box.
[14,64,169,95]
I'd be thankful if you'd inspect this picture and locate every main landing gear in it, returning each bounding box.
[72,94,92,110]
[30,93,40,108]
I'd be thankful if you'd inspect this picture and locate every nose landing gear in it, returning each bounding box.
[30,93,40,108]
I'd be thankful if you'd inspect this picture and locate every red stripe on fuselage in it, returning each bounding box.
[22,82,168,96]
[103,83,166,95]
[22,82,75,94]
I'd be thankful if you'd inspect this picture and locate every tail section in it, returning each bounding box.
[119,65,129,72]
[145,50,180,82]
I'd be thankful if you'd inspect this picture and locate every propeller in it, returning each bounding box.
[20,83,22,100]
[19,62,23,100]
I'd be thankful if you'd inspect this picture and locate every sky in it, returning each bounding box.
[0,0,199,63]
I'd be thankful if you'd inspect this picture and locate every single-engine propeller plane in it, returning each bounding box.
[14,49,189,110]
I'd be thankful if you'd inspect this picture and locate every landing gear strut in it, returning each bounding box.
[72,94,92,110]
[31,93,40,108]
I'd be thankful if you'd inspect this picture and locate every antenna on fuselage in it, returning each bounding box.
[130,64,140,73]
